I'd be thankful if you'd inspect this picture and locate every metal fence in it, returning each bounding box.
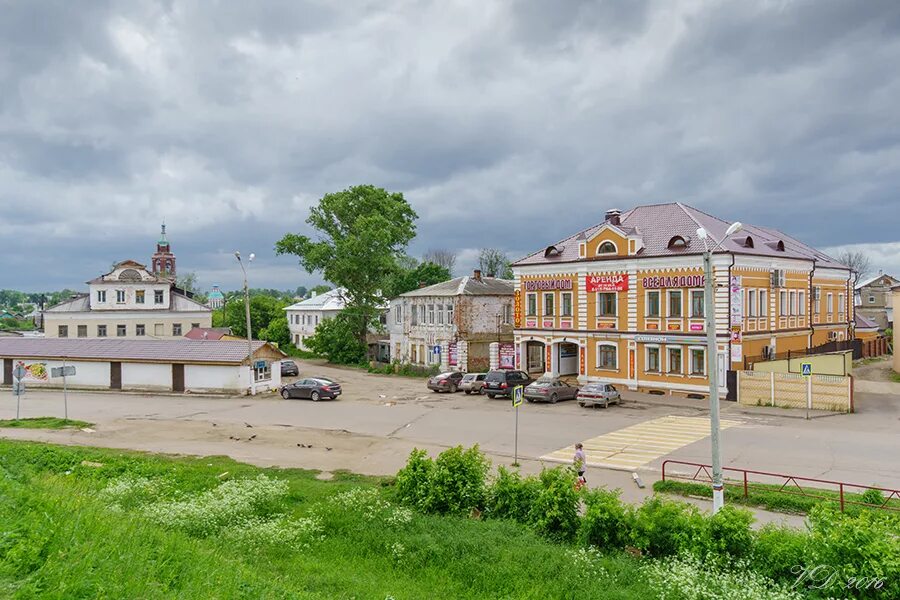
[737,370,852,413]
[744,339,863,369]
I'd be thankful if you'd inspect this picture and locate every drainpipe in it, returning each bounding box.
[808,259,817,348]
[727,252,735,379]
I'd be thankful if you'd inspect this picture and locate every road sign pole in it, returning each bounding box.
[514,403,519,466]
[63,358,68,421]
[512,384,524,466]
[806,376,811,421]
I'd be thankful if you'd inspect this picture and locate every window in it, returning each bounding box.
[501,303,510,324]
[253,361,271,382]
[667,236,688,249]
[77,325,87,338]
[437,304,444,325]
[543,293,555,316]
[428,304,434,324]
[789,291,797,316]
[411,305,418,325]
[747,290,756,317]
[117,324,127,337]
[58,325,68,338]
[315,315,320,325]
[668,290,682,318]
[826,293,834,315]
[780,290,788,316]
[690,348,706,376]
[596,343,617,369]
[667,347,682,374]
[97,324,107,337]
[526,293,537,316]
[597,241,616,254]
[97,290,106,303]
[419,305,425,324]
[136,324,146,336]
[192,323,200,329]
[561,292,573,317]
[813,287,821,314]
[799,292,806,316]
[690,290,704,318]
[759,290,767,317]
[869,295,875,303]
[136,290,145,304]
[597,292,616,317]
[395,305,402,325]
[116,290,126,303]
[646,346,660,373]
[448,302,455,325]
[838,294,845,314]
[154,290,165,304]
[154,323,164,336]
[646,291,660,317]
[173,323,182,336]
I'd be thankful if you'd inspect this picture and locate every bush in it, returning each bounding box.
[485,466,541,523]
[751,524,809,583]
[700,505,754,559]
[579,488,633,551]
[395,449,433,509]
[423,445,490,516]
[860,487,884,506]
[643,554,804,600]
[529,467,580,541]
[630,496,706,557]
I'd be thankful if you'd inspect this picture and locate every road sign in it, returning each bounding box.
[432,345,441,355]
[254,360,266,370]
[51,365,76,378]
[512,385,524,407]
[13,381,25,396]
[13,363,26,380]
[801,362,812,377]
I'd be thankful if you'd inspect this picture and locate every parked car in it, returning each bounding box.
[524,377,579,403]
[280,360,299,377]
[427,371,464,393]
[577,382,621,408]
[483,370,534,398]
[460,372,487,395]
[280,377,341,401]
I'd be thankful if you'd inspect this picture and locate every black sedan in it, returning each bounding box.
[281,360,300,377]
[280,377,341,401]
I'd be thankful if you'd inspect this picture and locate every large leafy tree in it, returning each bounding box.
[276,185,417,342]
[218,295,287,339]
[305,312,368,364]
[478,248,514,279]
[383,260,452,299]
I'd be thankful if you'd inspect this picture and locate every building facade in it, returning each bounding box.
[387,271,514,372]
[151,223,176,279]
[284,288,347,350]
[511,204,853,397]
[43,260,212,339]
[207,285,226,310]
[854,272,896,331]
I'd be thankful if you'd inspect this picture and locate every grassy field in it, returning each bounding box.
[0,417,93,429]
[0,440,651,599]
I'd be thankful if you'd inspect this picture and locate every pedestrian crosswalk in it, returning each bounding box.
[541,415,743,471]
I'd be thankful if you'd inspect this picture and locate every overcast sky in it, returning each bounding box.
[2,0,899,293]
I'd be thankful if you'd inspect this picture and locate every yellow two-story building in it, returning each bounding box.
[511,203,852,398]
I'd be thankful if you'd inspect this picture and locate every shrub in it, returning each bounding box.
[860,487,884,506]
[485,466,541,523]
[395,449,433,509]
[630,495,705,557]
[423,445,490,516]
[643,554,804,600]
[700,505,754,559]
[579,488,633,551]
[751,524,809,583]
[529,467,580,541]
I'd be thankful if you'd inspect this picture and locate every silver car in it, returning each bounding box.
[460,373,487,395]
[577,382,621,408]
[524,378,579,403]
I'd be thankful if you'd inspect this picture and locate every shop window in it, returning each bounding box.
[58,325,68,338]
[596,343,617,369]
[561,292,573,317]
[97,324,107,337]
[690,348,705,375]
[668,290,682,318]
[690,290,704,318]
[253,361,271,382]
[667,347,682,374]
[597,292,616,317]
[597,241,617,254]
[117,324,127,337]
[543,293,555,316]
[526,293,537,316]
[646,291,660,317]
[646,346,660,373]
[77,325,87,338]
[136,290,145,304]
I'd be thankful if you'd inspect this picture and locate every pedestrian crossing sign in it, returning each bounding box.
[801,362,812,377]
[512,385,524,407]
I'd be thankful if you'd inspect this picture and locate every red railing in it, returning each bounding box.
[661,460,900,513]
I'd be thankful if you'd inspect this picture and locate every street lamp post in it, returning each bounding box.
[235,251,256,396]
[696,221,742,514]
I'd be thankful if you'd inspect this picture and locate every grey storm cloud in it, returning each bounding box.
[2,0,900,292]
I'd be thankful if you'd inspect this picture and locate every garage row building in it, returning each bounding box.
[511,203,853,398]
[1,338,285,395]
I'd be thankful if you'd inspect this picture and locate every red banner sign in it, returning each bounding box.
[524,278,573,291]
[514,290,522,328]
[586,274,628,292]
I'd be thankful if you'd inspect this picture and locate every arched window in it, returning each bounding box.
[118,269,141,282]
[667,236,688,249]
[743,236,754,248]
[597,241,617,254]
[776,240,785,251]
[544,245,562,257]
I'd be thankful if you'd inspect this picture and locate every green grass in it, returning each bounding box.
[654,479,900,516]
[0,417,93,429]
[0,440,651,599]
[890,371,900,384]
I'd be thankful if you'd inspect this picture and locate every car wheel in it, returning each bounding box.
[479,387,486,395]
[526,398,533,403]
[464,390,471,395]
[449,384,457,393]
[578,402,585,408]
[311,391,320,402]
[550,393,558,404]
[281,389,290,400]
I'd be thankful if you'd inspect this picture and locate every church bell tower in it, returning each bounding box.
[151,222,176,279]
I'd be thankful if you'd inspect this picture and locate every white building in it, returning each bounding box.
[387,271,515,373]
[284,288,347,350]
[43,260,212,339]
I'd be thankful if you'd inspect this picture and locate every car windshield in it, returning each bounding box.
[283,361,296,366]
[437,372,456,379]
[484,371,506,382]
[583,383,605,392]
[462,374,475,381]
[531,380,553,387]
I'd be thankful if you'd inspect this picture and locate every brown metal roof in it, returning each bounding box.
[0,338,283,364]
[513,202,847,269]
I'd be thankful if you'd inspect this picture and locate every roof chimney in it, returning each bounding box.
[473,269,482,281]
[605,209,621,226]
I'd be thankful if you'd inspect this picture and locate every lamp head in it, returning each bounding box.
[696,227,708,241]
[249,253,255,262]
[234,251,241,260]
[725,222,743,237]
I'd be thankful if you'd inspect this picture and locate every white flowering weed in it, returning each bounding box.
[98,475,169,510]
[329,487,413,527]
[565,546,609,579]
[390,542,406,563]
[142,474,289,536]
[644,554,804,600]
[221,515,324,550]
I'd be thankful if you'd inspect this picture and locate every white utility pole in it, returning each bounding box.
[235,251,256,396]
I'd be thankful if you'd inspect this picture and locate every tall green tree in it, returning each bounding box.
[478,248,514,279]
[276,185,417,342]
[383,261,452,299]
[219,295,287,339]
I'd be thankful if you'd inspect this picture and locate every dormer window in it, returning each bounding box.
[597,241,617,254]
[766,240,786,251]
[667,236,688,249]
[544,245,563,258]
[743,236,754,248]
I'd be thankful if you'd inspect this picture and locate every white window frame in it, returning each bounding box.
[645,344,661,373]
[667,346,683,374]
[543,292,555,316]
[868,295,875,303]
[597,292,616,317]
[154,289,165,304]
[97,324,107,337]
[395,305,402,325]
[748,290,756,317]
[437,304,445,325]
[136,324,146,337]
[780,290,788,316]
[116,289,126,304]
[689,346,706,376]
[689,289,705,318]
[428,304,435,325]
[526,293,537,317]
[789,290,797,316]
[838,293,845,314]
[759,289,767,317]
[667,290,683,318]
[645,290,661,318]
[826,293,834,315]
[597,240,617,254]
[799,291,806,316]
[97,290,106,303]
[561,292,573,317]
[411,304,418,326]
[448,302,455,326]
[595,342,618,370]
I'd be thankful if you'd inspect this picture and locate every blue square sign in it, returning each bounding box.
[801,363,812,377]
